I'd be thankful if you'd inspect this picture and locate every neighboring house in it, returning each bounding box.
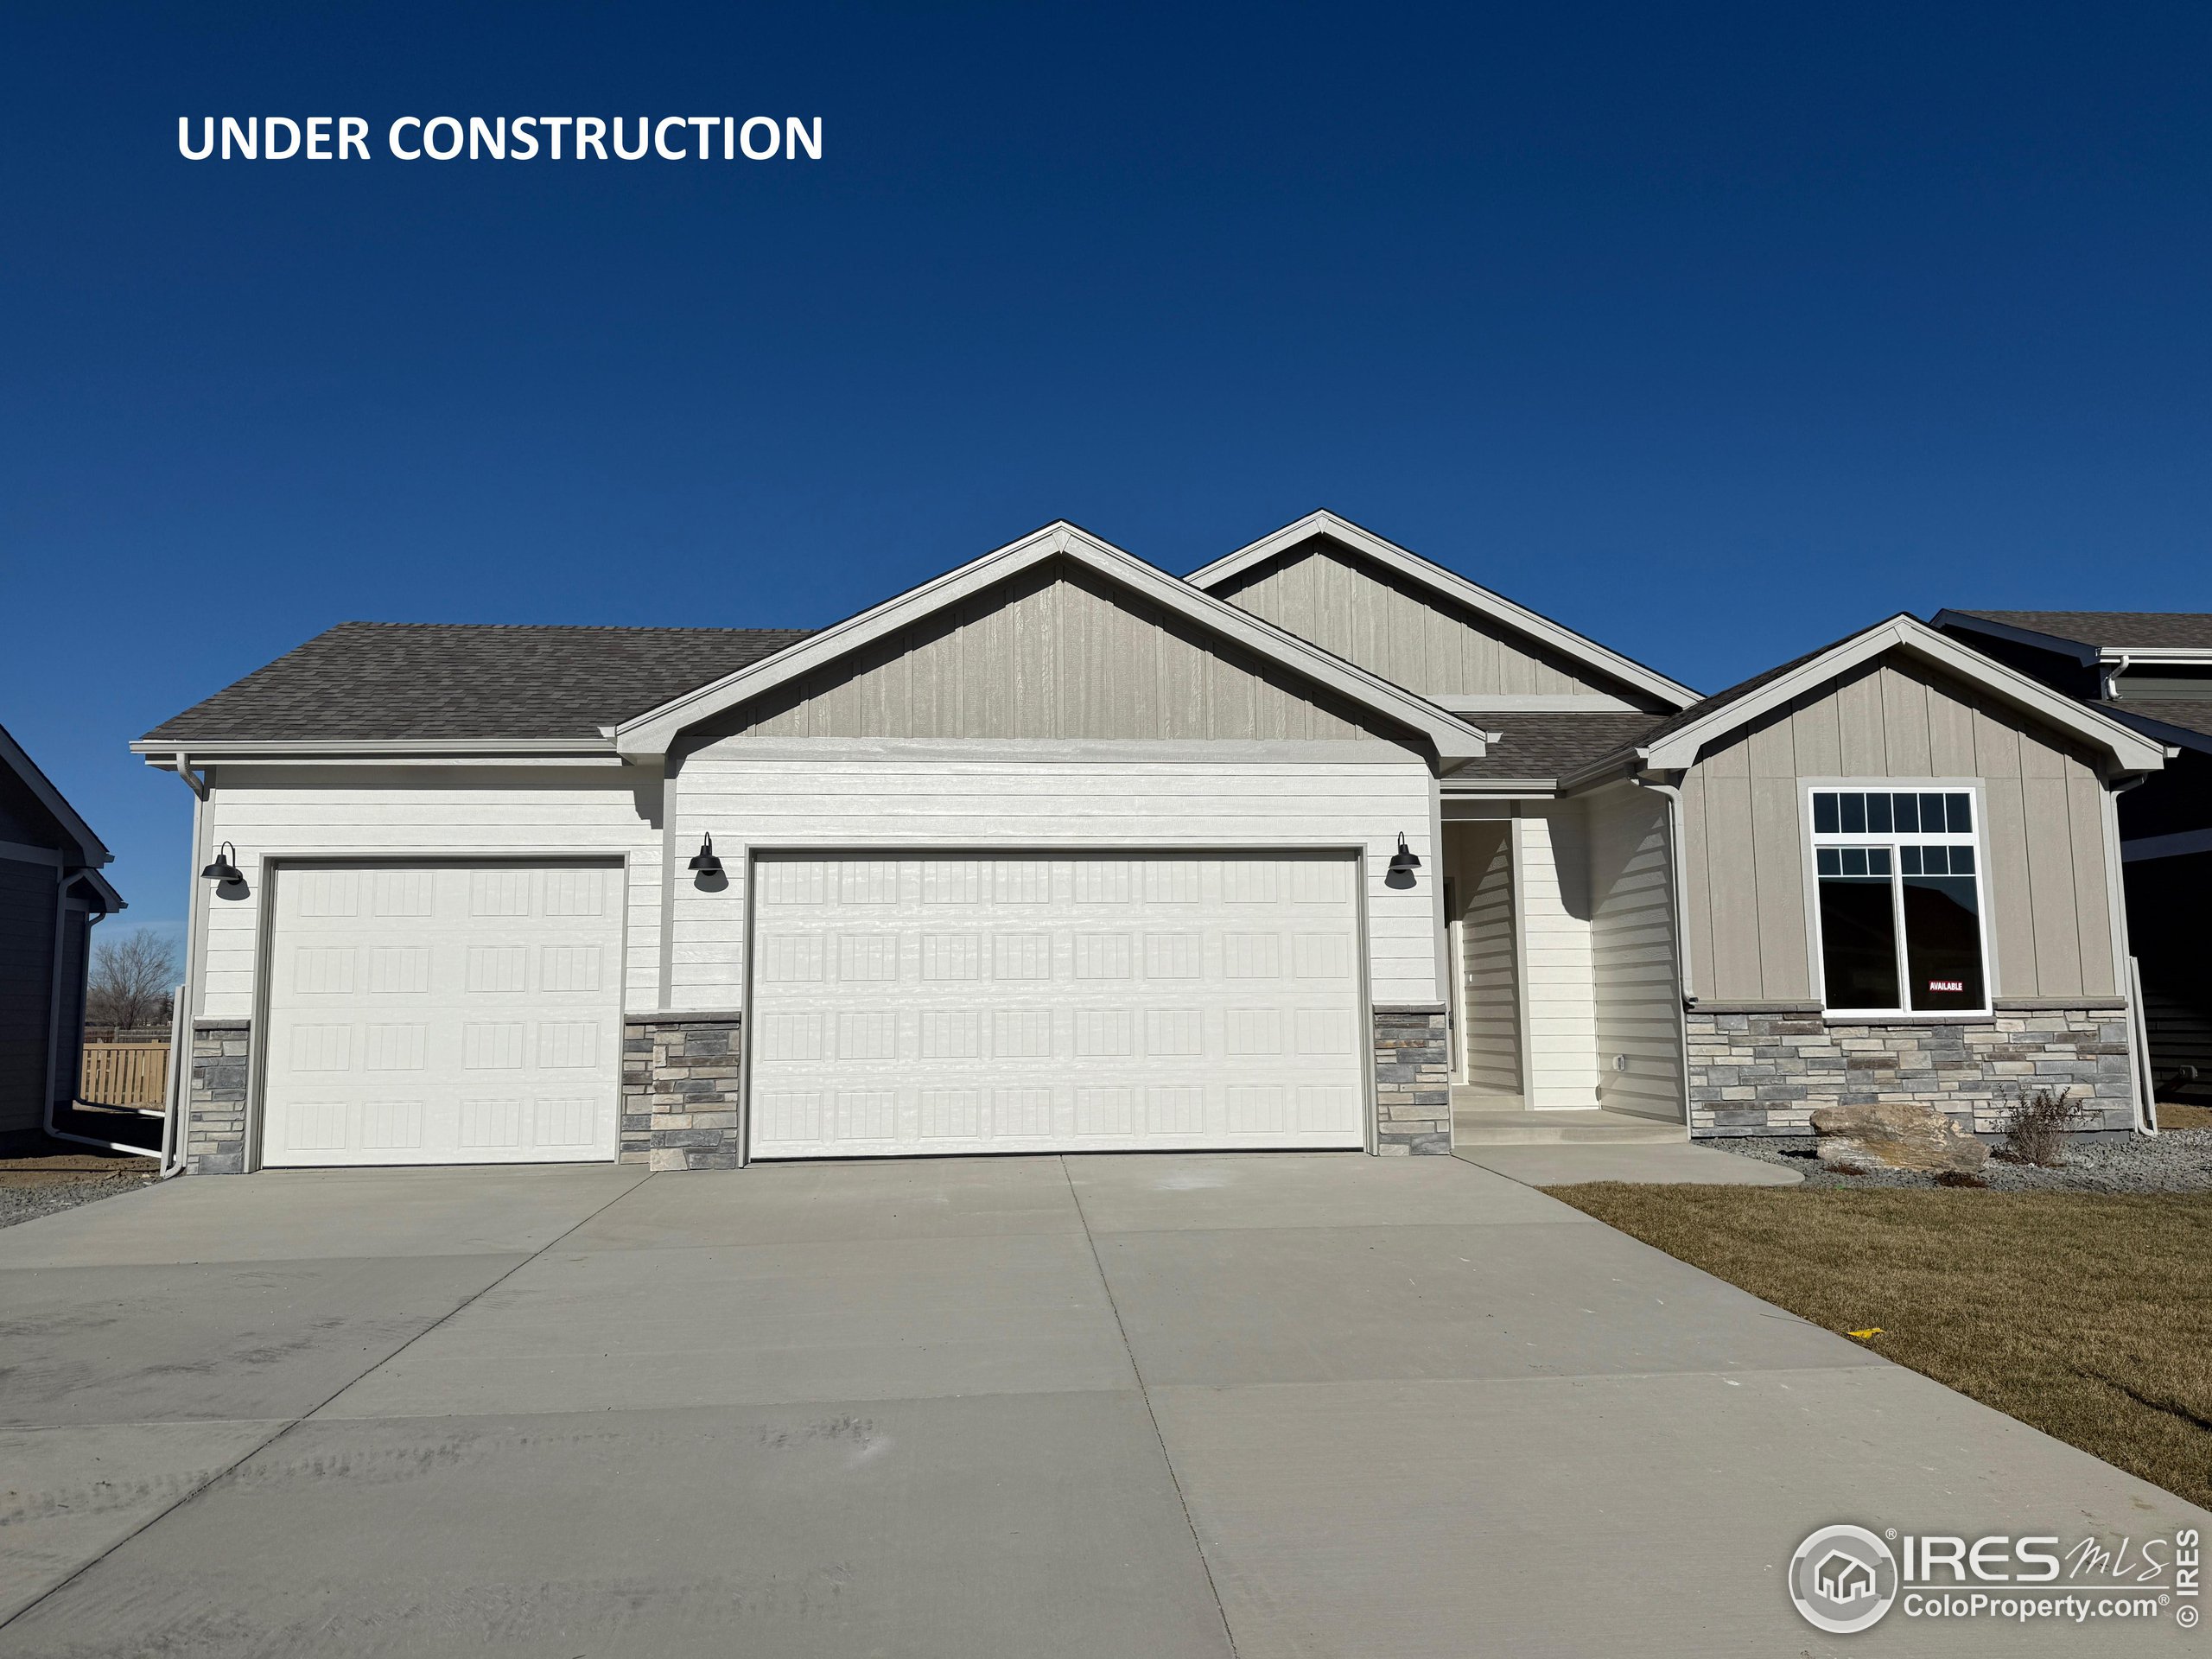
[0,723,124,1154]
[134,514,2165,1174]
[1934,611,2212,1103]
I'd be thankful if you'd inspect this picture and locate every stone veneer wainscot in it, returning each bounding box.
[624,1014,745,1169]
[1372,1004,1451,1154]
[1686,1001,2137,1135]
[184,1019,251,1175]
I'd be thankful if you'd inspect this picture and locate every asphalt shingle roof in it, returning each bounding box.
[1948,611,2212,651]
[1446,711,1671,780]
[141,623,814,744]
[2099,699,2212,742]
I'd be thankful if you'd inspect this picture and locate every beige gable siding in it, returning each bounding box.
[709,557,1412,746]
[1683,654,2119,1002]
[1210,535,1646,702]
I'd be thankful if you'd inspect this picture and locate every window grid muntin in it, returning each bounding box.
[1807,785,1990,1017]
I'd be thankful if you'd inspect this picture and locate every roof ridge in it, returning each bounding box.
[326,620,815,634]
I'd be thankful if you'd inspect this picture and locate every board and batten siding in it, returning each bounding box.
[1586,785,1683,1121]
[666,742,1441,1011]
[1208,534,1640,702]
[716,559,1408,745]
[1517,808,1600,1109]
[1446,820,1521,1096]
[1681,654,2120,1003]
[194,766,663,1020]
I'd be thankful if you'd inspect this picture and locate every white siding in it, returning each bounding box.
[1446,821,1521,1096]
[669,741,1440,1012]
[196,766,661,1020]
[1587,785,1683,1122]
[1517,807,1599,1109]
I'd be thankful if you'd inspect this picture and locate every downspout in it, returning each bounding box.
[159,755,211,1174]
[2102,772,2154,1134]
[1630,769,1694,1135]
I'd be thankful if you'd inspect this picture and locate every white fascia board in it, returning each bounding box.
[1638,617,2170,774]
[1186,510,1700,711]
[613,521,1494,762]
[130,737,618,761]
[0,722,111,864]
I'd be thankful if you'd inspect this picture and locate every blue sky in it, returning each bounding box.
[4,2,2209,940]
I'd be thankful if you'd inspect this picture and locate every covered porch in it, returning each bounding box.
[1439,788,1689,1145]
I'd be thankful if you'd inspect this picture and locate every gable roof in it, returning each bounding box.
[1936,609,2212,659]
[1185,510,1700,711]
[613,522,1495,762]
[134,623,813,754]
[0,721,114,869]
[1559,613,2171,785]
[2095,699,2212,752]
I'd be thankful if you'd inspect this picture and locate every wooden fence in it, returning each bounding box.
[79,1043,170,1107]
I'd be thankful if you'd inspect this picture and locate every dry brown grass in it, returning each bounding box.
[2160,1102,2212,1130]
[1546,1184,2212,1510]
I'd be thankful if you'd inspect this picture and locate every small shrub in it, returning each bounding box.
[1936,1170,1989,1189]
[1998,1086,2091,1168]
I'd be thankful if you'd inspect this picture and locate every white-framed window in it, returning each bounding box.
[1808,785,1990,1016]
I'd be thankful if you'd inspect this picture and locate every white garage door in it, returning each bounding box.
[261,862,623,1167]
[747,852,1366,1158]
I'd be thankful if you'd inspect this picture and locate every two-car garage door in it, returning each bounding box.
[261,862,623,1166]
[747,852,1367,1158]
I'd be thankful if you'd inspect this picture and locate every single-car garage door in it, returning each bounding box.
[747,852,1366,1158]
[261,861,623,1166]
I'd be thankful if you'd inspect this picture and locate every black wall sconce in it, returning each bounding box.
[688,833,724,880]
[1384,832,1421,889]
[200,841,244,886]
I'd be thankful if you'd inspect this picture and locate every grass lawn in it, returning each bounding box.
[1546,1183,2212,1510]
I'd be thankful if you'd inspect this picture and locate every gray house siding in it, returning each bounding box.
[1209,534,1651,703]
[0,860,59,1142]
[713,557,1414,746]
[1681,652,2120,1004]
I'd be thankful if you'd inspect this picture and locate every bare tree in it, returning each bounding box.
[86,928,180,1032]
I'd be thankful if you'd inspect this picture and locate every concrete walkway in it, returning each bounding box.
[0,1155,2199,1656]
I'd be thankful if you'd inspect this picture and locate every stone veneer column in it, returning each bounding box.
[1372,1004,1451,1154]
[624,1014,745,1170]
[185,1019,251,1174]
[1685,1001,2137,1135]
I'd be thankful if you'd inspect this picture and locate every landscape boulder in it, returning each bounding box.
[1809,1100,1991,1173]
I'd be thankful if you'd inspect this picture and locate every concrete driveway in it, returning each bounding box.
[0,1154,2201,1656]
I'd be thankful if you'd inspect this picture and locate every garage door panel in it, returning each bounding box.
[262,863,622,1167]
[748,853,1365,1158]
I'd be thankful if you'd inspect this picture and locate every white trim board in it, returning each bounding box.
[1185,510,1699,711]
[613,521,1494,763]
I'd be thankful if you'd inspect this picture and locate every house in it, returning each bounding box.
[133,514,2166,1174]
[0,723,124,1155]
[1933,610,2212,1105]
[1814,1551,1877,1604]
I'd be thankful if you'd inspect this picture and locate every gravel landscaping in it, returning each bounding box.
[1714,1127,2212,1192]
[0,1157,160,1230]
